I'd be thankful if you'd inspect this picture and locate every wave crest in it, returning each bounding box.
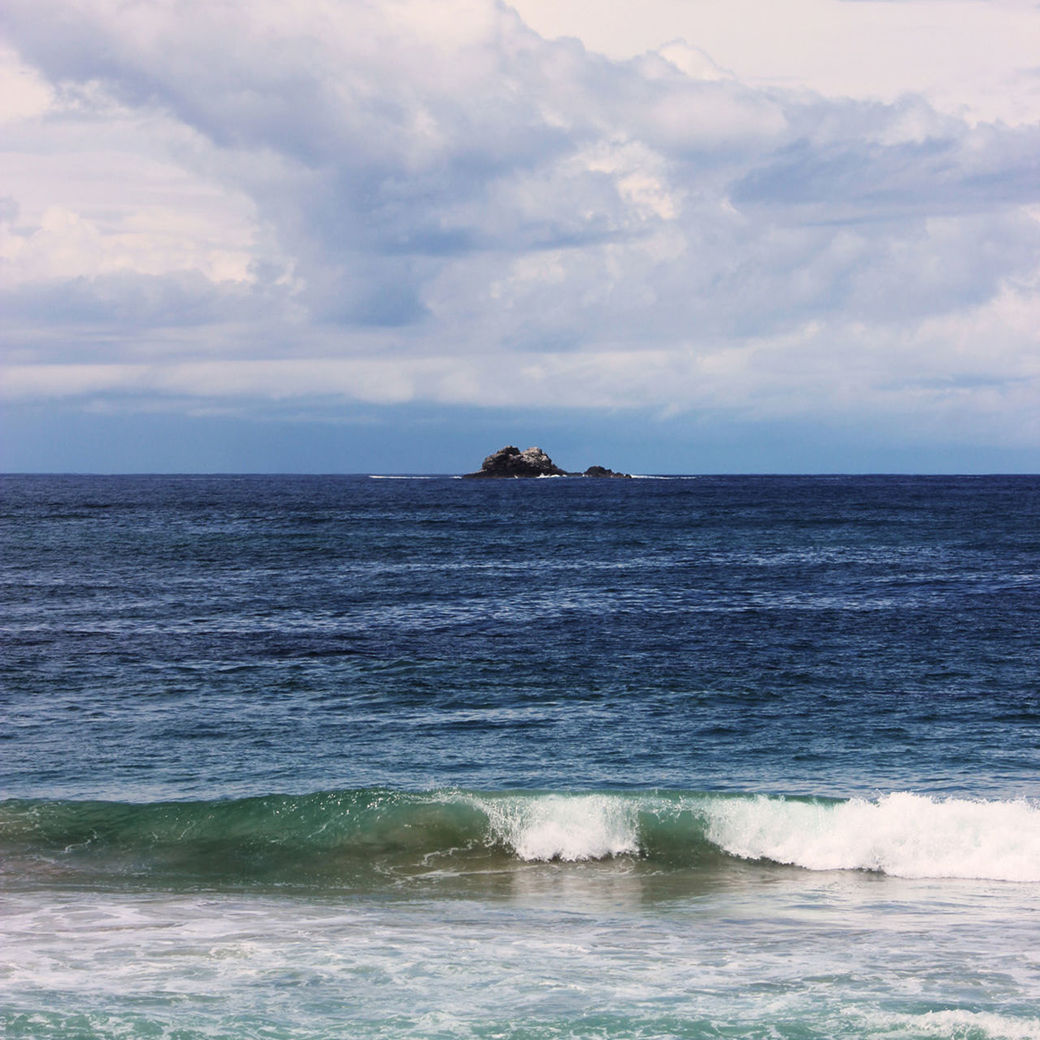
[476,793,640,861]
[3,788,1038,884]
[705,791,1040,882]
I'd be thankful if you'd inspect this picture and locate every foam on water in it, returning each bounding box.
[474,793,640,861]
[467,789,1040,880]
[5,873,1037,1040]
[704,791,1040,881]
[856,1009,1040,1040]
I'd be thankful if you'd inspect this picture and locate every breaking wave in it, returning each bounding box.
[2,789,1038,886]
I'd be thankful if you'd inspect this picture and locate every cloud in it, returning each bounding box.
[509,0,1040,127]
[1,0,1039,454]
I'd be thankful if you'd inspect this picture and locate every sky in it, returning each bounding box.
[2,0,1040,474]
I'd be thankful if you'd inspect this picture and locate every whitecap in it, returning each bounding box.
[475,794,639,862]
[704,791,1040,882]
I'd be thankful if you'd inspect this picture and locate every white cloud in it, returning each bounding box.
[510,0,1040,125]
[0,45,53,121]
[0,47,262,297]
[1,0,1039,453]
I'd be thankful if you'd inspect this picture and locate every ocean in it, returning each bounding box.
[2,472,1039,1040]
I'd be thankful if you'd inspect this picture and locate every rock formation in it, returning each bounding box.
[464,445,566,478]
[463,446,631,479]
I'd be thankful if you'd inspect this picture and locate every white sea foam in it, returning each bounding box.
[856,1008,1040,1040]
[704,792,1040,881]
[477,794,639,861]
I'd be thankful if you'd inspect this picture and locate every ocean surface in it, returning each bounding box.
[2,473,1039,1040]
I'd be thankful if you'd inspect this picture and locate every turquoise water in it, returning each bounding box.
[2,475,1040,1038]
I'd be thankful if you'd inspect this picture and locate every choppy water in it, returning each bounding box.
[2,474,1040,1039]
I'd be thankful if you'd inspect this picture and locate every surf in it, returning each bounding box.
[3,788,1038,887]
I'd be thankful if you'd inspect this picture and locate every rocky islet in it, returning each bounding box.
[464,445,631,479]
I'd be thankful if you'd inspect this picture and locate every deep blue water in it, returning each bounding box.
[3,473,1040,801]
[2,473,1040,1040]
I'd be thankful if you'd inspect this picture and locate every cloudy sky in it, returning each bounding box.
[2,0,1039,473]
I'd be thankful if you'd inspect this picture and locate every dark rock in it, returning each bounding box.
[464,445,566,479]
[463,446,631,479]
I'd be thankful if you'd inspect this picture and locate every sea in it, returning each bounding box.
[2,472,1039,1040]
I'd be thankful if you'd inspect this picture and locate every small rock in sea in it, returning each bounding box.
[464,445,566,478]
[462,446,630,479]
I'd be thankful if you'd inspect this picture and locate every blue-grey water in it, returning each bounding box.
[2,473,1039,1040]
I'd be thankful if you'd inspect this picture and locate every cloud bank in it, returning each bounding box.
[2,0,1039,463]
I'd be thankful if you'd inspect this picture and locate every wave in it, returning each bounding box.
[2,789,1038,886]
[704,791,1040,882]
